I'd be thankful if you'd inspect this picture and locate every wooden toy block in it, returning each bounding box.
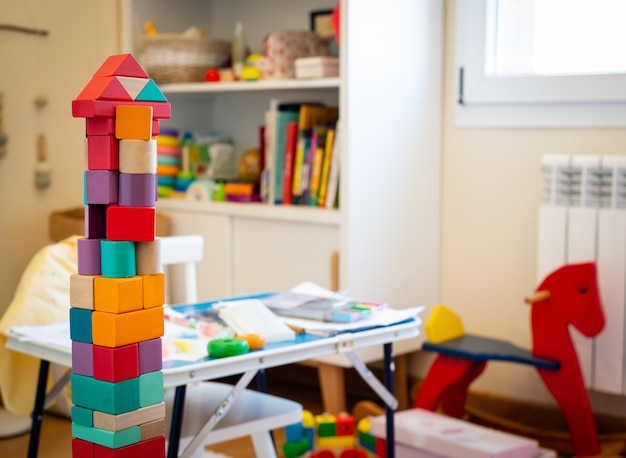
[76,76,133,101]
[317,435,355,449]
[425,304,465,344]
[87,135,119,170]
[119,139,157,174]
[315,413,336,437]
[94,276,143,313]
[138,338,162,374]
[118,173,157,207]
[139,370,164,407]
[142,274,164,309]
[135,239,162,275]
[92,307,164,348]
[93,343,139,383]
[70,308,93,343]
[72,437,95,458]
[139,418,165,441]
[115,105,153,140]
[72,405,94,427]
[85,170,119,205]
[106,206,156,242]
[93,436,165,458]
[93,54,149,79]
[100,240,135,278]
[136,79,167,102]
[71,374,140,415]
[85,204,107,239]
[116,76,150,100]
[72,99,171,119]
[72,422,140,449]
[72,340,94,376]
[93,402,165,432]
[77,237,102,276]
[86,118,115,136]
[70,274,96,310]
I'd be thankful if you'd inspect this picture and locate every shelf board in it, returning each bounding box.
[157,198,341,225]
[160,77,340,95]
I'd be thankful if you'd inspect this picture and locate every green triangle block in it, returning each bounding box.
[135,79,168,102]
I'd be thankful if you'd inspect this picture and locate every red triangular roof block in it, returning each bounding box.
[75,76,133,101]
[93,54,149,78]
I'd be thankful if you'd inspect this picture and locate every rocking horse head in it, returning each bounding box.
[526,262,605,339]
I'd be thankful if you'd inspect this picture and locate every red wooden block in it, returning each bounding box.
[93,54,149,79]
[86,118,115,136]
[72,437,95,457]
[87,135,119,170]
[76,77,132,101]
[93,343,139,383]
[72,100,170,119]
[93,435,165,458]
[106,206,156,242]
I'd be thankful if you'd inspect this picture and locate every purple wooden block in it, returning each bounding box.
[72,340,94,377]
[84,204,106,239]
[138,338,162,374]
[77,238,102,275]
[85,170,119,204]
[118,173,157,207]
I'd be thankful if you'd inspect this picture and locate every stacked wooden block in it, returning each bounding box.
[69,54,171,457]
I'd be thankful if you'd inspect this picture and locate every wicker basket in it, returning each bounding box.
[140,34,231,84]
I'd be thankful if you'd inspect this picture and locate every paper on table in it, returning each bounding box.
[216,298,296,342]
[7,321,72,350]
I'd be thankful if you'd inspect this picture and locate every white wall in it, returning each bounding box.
[0,1,119,313]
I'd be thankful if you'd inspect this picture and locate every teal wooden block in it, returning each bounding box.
[71,405,94,427]
[71,374,140,415]
[136,79,168,102]
[70,308,93,343]
[72,422,140,449]
[101,240,136,278]
[139,370,164,407]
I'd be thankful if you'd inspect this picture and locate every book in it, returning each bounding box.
[262,107,279,203]
[324,118,341,208]
[282,121,299,204]
[307,123,328,206]
[317,125,335,207]
[273,107,300,204]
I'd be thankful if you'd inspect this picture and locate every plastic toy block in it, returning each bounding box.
[92,307,164,348]
[136,79,167,102]
[87,118,115,136]
[72,422,140,449]
[93,343,139,382]
[302,410,314,428]
[100,240,136,278]
[138,338,162,374]
[139,418,165,440]
[135,239,162,275]
[71,374,140,415]
[93,435,165,458]
[72,437,95,457]
[76,76,133,101]
[93,402,165,432]
[92,54,149,79]
[70,274,96,310]
[94,276,143,313]
[139,371,164,407]
[119,139,157,174]
[72,341,94,376]
[106,206,156,242]
[87,135,119,170]
[85,204,107,239]
[425,303,465,344]
[85,170,119,205]
[116,76,150,100]
[118,173,157,207]
[72,405,94,427]
[72,99,171,119]
[77,237,102,276]
[285,421,304,442]
[317,435,354,449]
[283,437,311,458]
[115,105,153,140]
[142,274,164,309]
[70,308,93,343]
[315,413,336,437]
[336,412,355,436]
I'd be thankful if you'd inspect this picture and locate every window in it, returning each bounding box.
[456,0,626,127]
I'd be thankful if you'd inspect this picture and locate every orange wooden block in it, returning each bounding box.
[70,274,96,310]
[92,307,164,348]
[94,276,144,313]
[142,274,165,309]
[115,105,153,140]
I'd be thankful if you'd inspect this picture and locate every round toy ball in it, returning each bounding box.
[238,148,261,183]
[204,68,220,82]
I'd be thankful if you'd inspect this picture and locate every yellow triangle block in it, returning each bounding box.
[425,304,464,343]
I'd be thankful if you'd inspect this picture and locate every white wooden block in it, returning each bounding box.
[93,401,165,431]
[119,139,157,174]
[135,238,162,275]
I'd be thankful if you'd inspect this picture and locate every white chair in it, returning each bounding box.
[159,235,302,458]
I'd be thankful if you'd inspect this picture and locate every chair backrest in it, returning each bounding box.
[159,235,204,305]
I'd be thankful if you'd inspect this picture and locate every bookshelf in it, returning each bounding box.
[120,0,443,340]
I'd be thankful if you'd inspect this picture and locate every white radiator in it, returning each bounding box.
[538,154,626,395]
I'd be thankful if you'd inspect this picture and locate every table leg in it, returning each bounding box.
[167,385,187,458]
[384,343,395,458]
[28,359,50,458]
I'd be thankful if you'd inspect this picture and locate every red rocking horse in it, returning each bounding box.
[415,262,605,457]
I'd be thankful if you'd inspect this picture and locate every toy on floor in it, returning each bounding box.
[415,262,605,457]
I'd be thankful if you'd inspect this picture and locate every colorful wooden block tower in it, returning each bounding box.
[69,54,171,457]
